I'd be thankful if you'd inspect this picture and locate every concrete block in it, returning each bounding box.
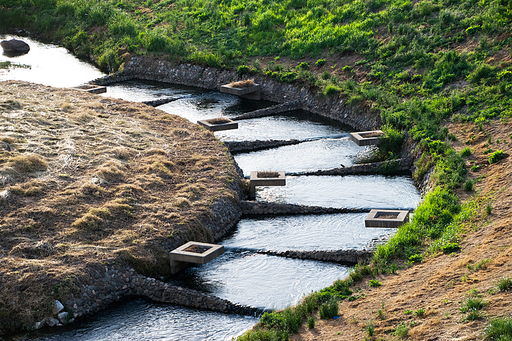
[170,241,224,274]
[249,171,286,199]
[197,117,238,132]
[349,130,384,146]
[365,209,409,228]
[71,84,107,94]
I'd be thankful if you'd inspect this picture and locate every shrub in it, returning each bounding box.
[367,321,375,336]
[409,254,423,263]
[237,65,251,74]
[319,299,338,319]
[315,59,326,67]
[489,150,506,164]
[441,242,460,254]
[323,83,341,96]
[297,62,309,69]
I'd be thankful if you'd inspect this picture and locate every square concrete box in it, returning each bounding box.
[197,118,238,132]
[249,171,286,199]
[365,209,410,228]
[349,130,384,146]
[170,241,224,274]
[71,84,107,94]
[220,84,261,100]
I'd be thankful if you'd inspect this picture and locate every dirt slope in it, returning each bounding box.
[293,120,512,340]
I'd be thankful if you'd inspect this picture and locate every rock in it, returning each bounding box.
[57,311,69,324]
[52,300,64,315]
[0,39,30,55]
[34,321,45,330]
[46,317,60,327]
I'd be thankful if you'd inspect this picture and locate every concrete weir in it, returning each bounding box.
[231,101,301,121]
[287,158,412,177]
[258,249,373,265]
[241,201,370,216]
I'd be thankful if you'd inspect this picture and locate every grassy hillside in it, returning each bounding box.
[1,0,512,339]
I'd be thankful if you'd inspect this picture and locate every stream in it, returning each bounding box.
[2,36,421,340]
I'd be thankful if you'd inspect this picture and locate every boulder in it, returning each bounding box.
[1,39,30,55]
[57,311,69,324]
[52,300,64,315]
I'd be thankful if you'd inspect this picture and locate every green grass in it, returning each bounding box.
[485,317,512,340]
[497,277,512,292]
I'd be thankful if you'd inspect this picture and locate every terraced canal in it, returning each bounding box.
[2,36,421,340]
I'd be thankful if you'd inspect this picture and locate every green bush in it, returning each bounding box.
[441,242,460,254]
[369,280,382,287]
[489,150,506,164]
[237,65,251,75]
[459,147,471,157]
[464,180,474,192]
[315,59,326,67]
[409,254,423,263]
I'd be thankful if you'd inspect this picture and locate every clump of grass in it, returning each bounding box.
[409,254,423,263]
[148,160,175,177]
[10,180,44,197]
[485,317,512,340]
[497,277,512,292]
[315,59,326,67]
[414,308,425,317]
[460,297,486,313]
[366,321,375,336]
[377,309,386,320]
[96,161,125,182]
[464,180,474,192]
[307,316,315,329]
[467,258,492,271]
[459,147,471,157]
[206,117,231,124]
[72,207,112,230]
[229,79,255,88]
[369,279,382,287]
[404,309,412,315]
[8,153,47,174]
[257,171,280,178]
[319,299,339,319]
[392,322,409,339]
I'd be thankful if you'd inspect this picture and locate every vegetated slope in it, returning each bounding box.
[290,120,512,340]
[0,81,239,334]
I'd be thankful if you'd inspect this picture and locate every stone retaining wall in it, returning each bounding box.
[36,262,261,330]
[91,57,382,130]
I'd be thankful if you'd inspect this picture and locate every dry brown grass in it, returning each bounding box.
[0,80,240,335]
[229,78,256,88]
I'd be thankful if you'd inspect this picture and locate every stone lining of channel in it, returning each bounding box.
[90,57,382,131]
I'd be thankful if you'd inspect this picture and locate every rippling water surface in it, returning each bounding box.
[256,175,421,209]
[224,214,391,251]
[24,300,257,341]
[0,35,104,87]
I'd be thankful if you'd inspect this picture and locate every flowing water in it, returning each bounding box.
[2,37,422,341]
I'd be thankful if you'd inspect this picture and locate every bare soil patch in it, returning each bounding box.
[0,80,239,334]
[292,119,512,340]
